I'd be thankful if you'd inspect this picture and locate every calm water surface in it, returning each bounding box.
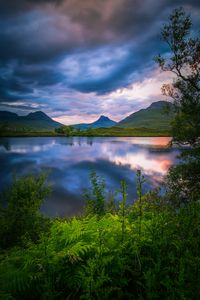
[0,137,180,217]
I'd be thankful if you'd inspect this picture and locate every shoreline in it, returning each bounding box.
[0,132,171,138]
[0,134,171,138]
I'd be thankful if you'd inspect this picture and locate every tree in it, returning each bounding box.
[155,7,200,147]
[155,8,200,204]
[55,125,77,136]
[0,173,51,248]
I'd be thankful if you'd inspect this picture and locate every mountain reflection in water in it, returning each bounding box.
[0,137,180,217]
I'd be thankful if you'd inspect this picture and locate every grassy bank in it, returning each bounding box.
[0,127,170,137]
[76,126,170,137]
[0,131,62,137]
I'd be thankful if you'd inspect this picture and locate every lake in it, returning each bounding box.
[0,137,181,217]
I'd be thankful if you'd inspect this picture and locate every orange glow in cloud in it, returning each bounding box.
[108,68,174,104]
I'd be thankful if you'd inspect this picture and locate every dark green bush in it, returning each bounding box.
[0,173,51,249]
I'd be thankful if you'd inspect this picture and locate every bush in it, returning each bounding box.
[0,173,51,249]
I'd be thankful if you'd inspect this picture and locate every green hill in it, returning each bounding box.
[117,101,174,131]
[0,111,62,133]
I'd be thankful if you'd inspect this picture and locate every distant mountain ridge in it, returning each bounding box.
[0,101,174,133]
[0,111,62,132]
[116,101,174,131]
[73,115,117,130]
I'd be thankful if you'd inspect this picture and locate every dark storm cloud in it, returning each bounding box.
[0,73,33,102]
[0,0,199,119]
[70,37,161,95]
[1,0,199,63]
[0,0,63,16]
[14,66,65,87]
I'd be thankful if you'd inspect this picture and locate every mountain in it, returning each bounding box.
[0,101,174,134]
[25,111,53,121]
[0,110,62,132]
[73,115,117,130]
[0,111,18,120]
[116,101,174,131]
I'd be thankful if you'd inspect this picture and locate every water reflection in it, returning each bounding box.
[0,137,180,217]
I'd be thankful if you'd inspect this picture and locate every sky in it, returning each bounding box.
[0,0,199,124]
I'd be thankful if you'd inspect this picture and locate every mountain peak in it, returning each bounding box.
[148,101,172,109]
[26,111,52,121]
[98,115,110,121]
[73,115,116,130]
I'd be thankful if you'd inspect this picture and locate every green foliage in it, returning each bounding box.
[155,7,200,147]
[0,171,200,299]
[0,130,60,137]
[55,125,79,136]
[77,127,170,137]
[54,126,170,137]
[118,180,128,243]
[0,126,170,137]
[106,190,118,213]
[84,170,106,216]
[0,173,51,248]
[136,170,145,236]
[156,7,200,206]
[166,152,200,207]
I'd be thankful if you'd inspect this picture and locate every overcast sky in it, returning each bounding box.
[0,0,199,124]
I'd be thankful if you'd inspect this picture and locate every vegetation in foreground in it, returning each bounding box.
[0,171,200,300]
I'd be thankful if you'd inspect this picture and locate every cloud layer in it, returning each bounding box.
[0,0,199,123]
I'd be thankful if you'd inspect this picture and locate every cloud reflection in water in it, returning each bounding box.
[0,137,180,217]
